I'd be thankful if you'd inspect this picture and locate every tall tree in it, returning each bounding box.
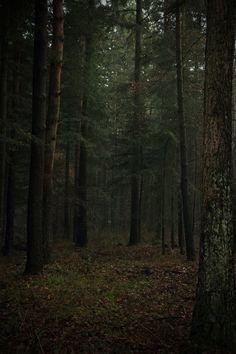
[2,52,21,255]
[74,0,95,247]
[64,138,70,238]
[161,142,167,254]
[25,0,48,274]
[191,0,236,349]
[175,0,195,260]
[43,0,64,262]
[0,2,9,246]
[129,0,142,245]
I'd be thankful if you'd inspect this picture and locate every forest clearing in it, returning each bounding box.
[1,242,198,354]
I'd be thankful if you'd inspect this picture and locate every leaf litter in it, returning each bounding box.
[0,243,215,354]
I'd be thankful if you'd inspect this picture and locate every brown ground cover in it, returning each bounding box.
[0,243,220,353]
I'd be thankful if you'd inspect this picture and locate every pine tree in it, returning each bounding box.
[25,0,48,274]
[43,0,64,262]
[191,0,236,348]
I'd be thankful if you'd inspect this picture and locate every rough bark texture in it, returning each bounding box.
[191,0,236,349]
[129,0,142,246]
[175,0,195,260]
[25,0,48,274]
[43,0,64,262]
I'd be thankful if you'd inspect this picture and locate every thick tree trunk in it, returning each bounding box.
[43,0,64,263]
[0,3,9,246]
[25,0,48,274]
[129,0,142,246]
[175,0,195,260]
[191,0,236,349]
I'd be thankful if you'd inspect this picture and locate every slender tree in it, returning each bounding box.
[64,139,70,238]
[2,52,21,255]
[43,0,64,262]
[161,143,167,254]
[74,0,95,247]
[175,0,195,260]
[0,2,9,246]
[129,0,142,245]
[191,0,236,349]
[25,0,48,274]
[178,193,184,255]
[170,186,175,249]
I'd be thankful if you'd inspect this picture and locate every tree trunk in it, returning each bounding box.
[178,193,184,255]
[43,0,64,263]
[161,143,167,255]
[191,135,197,237]
[191,0,236,349]
[64,140,70,239]
[175,0,195,260]
[73,133,80,243]
[76,96,88,247]
[0,3,9,246]
[170,185,175,249]
[2,52,21,255]
[25,0,48,274]
[3,164,14,255]
[129,0,142,246]
[232,63,236,253]
[74,0,94,247]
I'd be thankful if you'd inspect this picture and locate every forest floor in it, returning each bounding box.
[0,242,231,354]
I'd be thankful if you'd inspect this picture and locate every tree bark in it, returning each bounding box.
[129,0,142,246]
[25,0,48,274]
[0,2,9,246]
[191,0,236,349]
[76,96,88,247]
[2,52,21,255]
[161,143,167,255]
[64,139,70,239]
[170,185,175,249]
[175,0,195,260]
[74,0,95,247]
[232,63,236,253]
[43,0,64,263]
[178,192,184,255]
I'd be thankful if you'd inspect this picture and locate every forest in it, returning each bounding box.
[0,0,236,353]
